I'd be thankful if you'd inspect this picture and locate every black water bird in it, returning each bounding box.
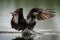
[11,8,55,31]
[11,8,55,39]
[11,8,26,31]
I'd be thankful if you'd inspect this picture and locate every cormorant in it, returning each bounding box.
[11,8,55,31]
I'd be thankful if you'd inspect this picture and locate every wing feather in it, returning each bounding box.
[36,9,55,20]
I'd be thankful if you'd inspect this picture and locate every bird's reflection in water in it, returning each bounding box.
[12,29,34,40]
[12,37,33,40]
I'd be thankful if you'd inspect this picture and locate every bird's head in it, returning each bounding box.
[11,8,23,24]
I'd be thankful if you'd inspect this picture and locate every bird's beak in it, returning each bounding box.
[10,12,14,14]
[10,12,18,15]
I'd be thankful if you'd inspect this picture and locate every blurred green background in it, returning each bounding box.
[0,0,60,32]
[0,0,60,40]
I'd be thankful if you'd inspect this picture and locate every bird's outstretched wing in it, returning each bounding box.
[35,9,55,20]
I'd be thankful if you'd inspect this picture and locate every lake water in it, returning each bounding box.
[0,32,58,40]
